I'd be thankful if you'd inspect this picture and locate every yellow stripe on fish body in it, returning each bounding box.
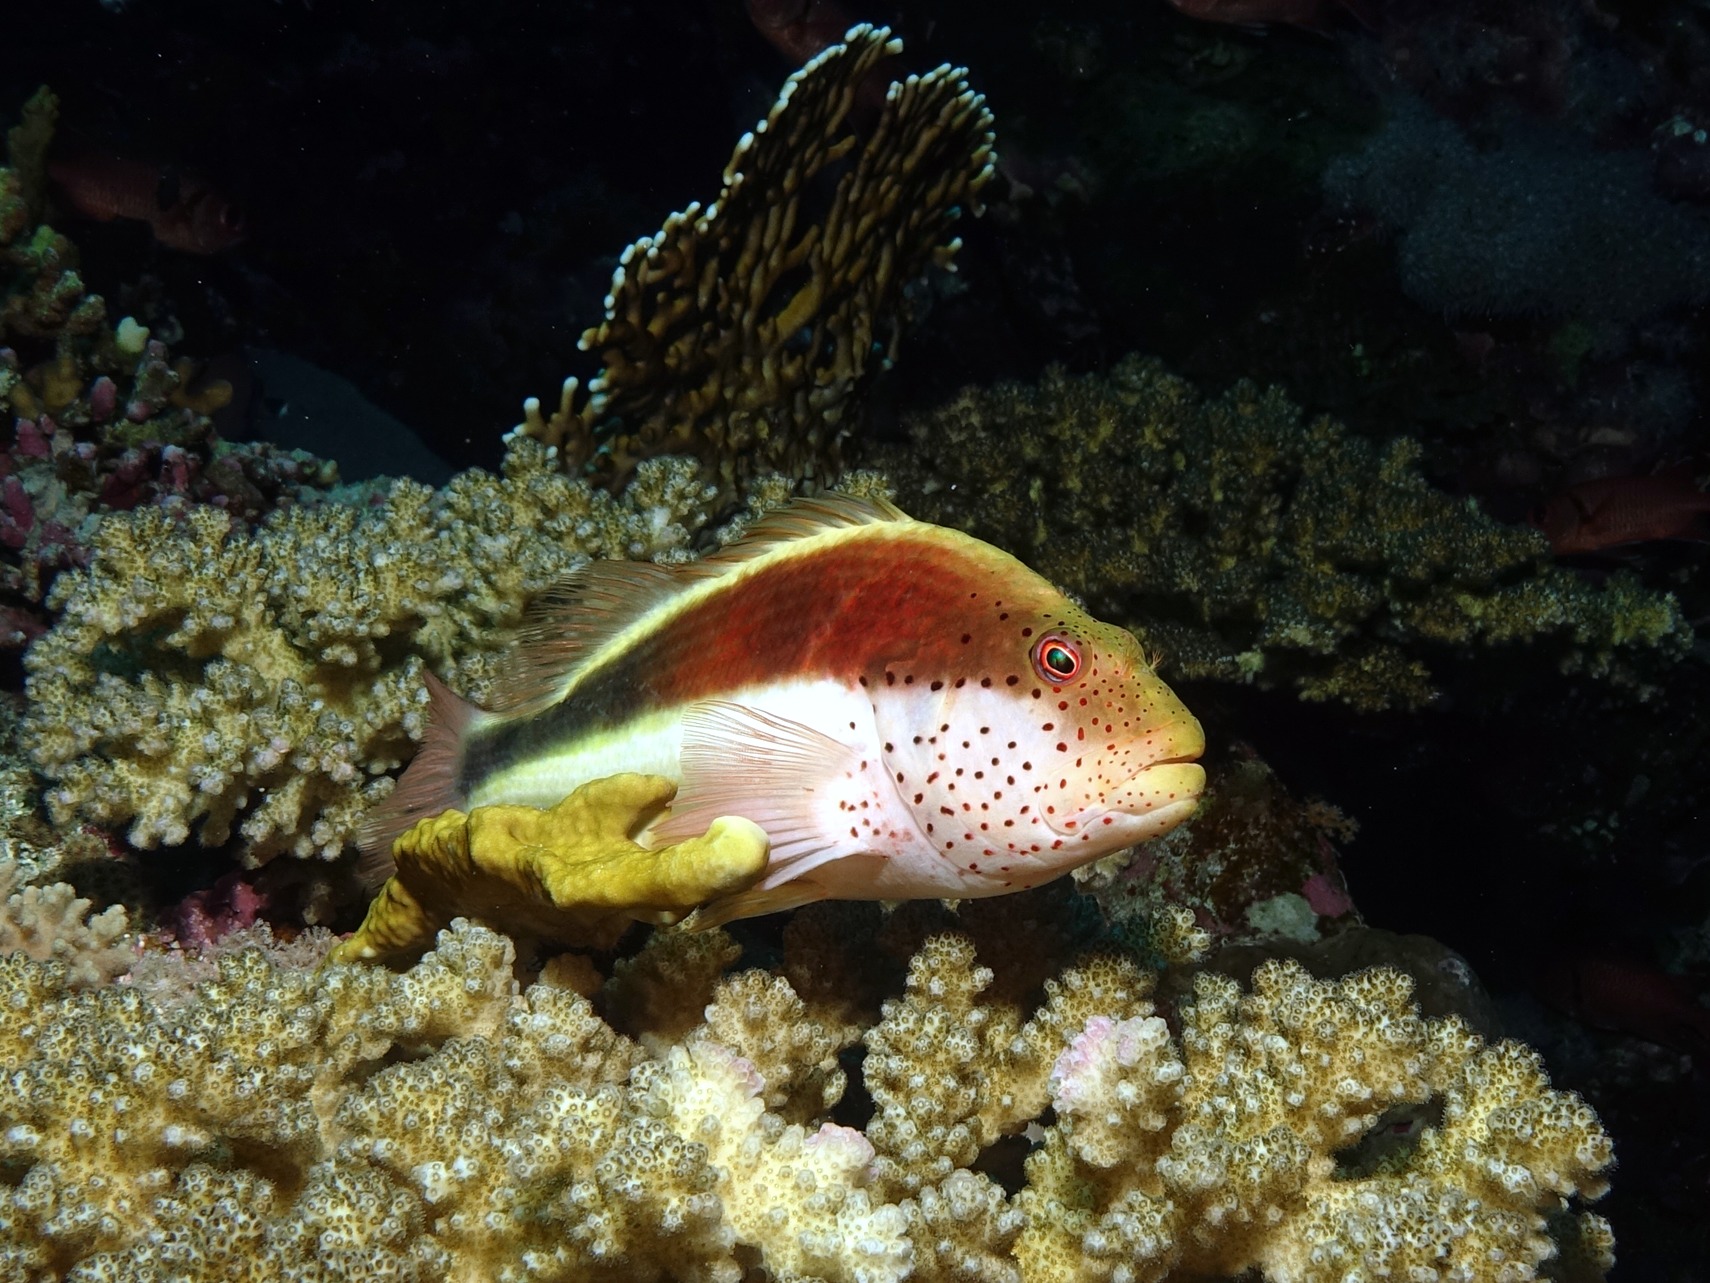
[361,495,1205,925]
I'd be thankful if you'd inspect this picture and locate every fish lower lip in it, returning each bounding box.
[1110,762,1206,816]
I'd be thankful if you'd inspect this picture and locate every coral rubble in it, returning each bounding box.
[874,356,1690,710]
[0,915,1613,1281]
[511,25,996,500]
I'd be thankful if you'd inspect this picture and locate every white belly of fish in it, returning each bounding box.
[469,679,951,898]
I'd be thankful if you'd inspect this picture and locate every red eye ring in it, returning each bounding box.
[1032,635,1082,684]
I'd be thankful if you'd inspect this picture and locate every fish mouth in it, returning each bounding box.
[1113,760,1207,816]
[1046,716,1206,839]
[1044,758,1206,841]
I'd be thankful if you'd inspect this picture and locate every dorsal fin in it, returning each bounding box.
[486,493,914,715]
[484,560,685,714]
[704,494,913,572]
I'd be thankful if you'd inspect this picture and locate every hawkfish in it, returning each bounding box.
[360,496,1204,925]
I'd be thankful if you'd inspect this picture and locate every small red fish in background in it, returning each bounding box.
[1531,467,1710,556]
[747,0,858,68]
[1538,953,1710,1059]
[47,153,245,254]
[1165,0,1375,33]
[745,0,897,110]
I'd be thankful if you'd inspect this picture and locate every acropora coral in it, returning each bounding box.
[512,25,996,501]
[874,356,1691,710]
[0,909,1614,1281]
[23,444,722,865]
[0,854,130,988]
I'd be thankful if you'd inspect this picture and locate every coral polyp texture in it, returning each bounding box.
[1080,752,1362,952]
[512,24,996,499]
[0,911,1612,1280]
[22,444,721,863]
[0,854,131,988]
[876,356,1690,710]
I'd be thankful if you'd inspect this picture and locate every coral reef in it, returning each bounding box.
[22,444,721,865]
[0,854,131,988]
[0,912,1613,1280]
[0,694,112,890]
[1081,749,1361,954]
[0,90,99,349]
[1325,95,1710,329]
[1,88,339,646]
[7,27,1002,872]
[872,356,1691,710]
[511,25,996,500]
[334,773,769,964]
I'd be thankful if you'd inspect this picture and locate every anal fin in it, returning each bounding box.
[680,880,832,930]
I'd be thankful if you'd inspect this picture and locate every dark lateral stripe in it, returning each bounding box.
[457,526,1045,792]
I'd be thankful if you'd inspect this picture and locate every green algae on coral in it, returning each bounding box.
[874,356,1690,710]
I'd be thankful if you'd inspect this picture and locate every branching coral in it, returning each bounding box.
[873,356,1690,710]
[0,913,1613,1281]
[1020,962,1613,1282]
[511,24,996,500]
[0,854,130,987]
[22,444,722,864]
[0,90,100,348]
[1,88,340,644]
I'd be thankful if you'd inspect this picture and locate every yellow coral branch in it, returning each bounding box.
[331,773,769,964]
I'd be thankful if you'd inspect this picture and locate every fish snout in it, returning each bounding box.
[1109,760,1205,819]
[1101,715,1206,830]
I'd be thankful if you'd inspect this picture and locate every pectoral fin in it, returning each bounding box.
[652,700,867,885]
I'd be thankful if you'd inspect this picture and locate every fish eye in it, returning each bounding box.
[1031,635,1082,684]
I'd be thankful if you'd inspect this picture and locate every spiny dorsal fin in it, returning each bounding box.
[485,560,684,714]
[699,493,914,572]
[485,493,914,715]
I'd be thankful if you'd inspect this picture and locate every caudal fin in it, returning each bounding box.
[356,668,481,886]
